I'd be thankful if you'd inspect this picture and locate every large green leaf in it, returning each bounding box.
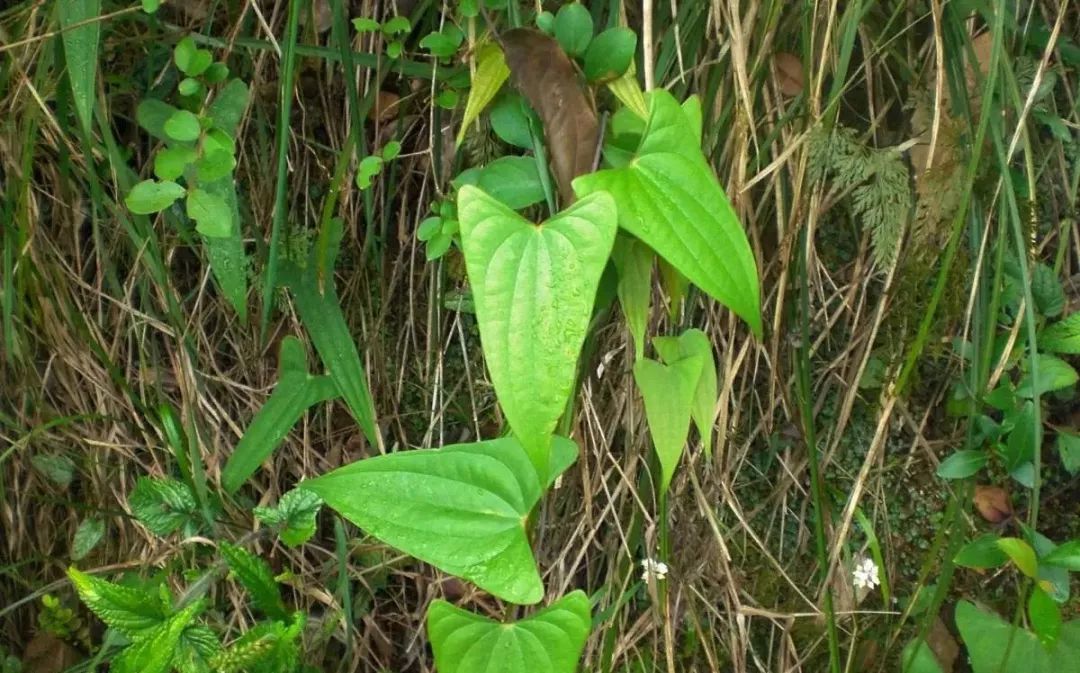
[955,600,1080,672]
[301,436,580,605]
[111,600,205,673]
[218,542,288,620]
[427,590,591,673]
[633,355,704,497]
[58,0,100,135]
[654,329,717,459]
[1040,312,1080,354]
[573,90,761,336]
[457,186,617,476]
[67,567,169,636]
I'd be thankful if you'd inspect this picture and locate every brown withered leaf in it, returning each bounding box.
[23,633,83,673]
[974,484,1012,523]
[500,28,599,206]
[773,52,804,97]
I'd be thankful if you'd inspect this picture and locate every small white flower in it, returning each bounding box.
[852,556,880,591]
[640,558,669,582]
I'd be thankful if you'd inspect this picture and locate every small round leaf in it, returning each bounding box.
[554,3,593,57]
[583,27,636,83]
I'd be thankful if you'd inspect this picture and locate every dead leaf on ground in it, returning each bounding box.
[22,633,83,673]
[500,28,599,206]
[927,615,960,673]
[974,484,1012,523]
[373,90,402,123]
[773,52,804,97]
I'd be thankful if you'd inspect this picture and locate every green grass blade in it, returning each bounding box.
[259,0,304,343]
[289,272,380,450]
[222,339,338,493]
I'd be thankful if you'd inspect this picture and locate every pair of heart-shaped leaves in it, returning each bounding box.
[633,329,718,497]
[427,590,591,673]
[301,436,578,605]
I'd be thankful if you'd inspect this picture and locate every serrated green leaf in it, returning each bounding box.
[222,338,337,493]
[58,0,100,135]
[573,90,761,336]
[32,453,75,486]
[1018,353,1078,397]
[206,80,250,136]
[67,567,169,636]
[1040,312,1080,354]
[164,110,202,142]
[554,3,593,57]
[136,99,180,140]
[219,542,288,620]
[175,625,221,673]
[1058,432,1080,475]
[71,517,105,561]
[935,449,987,479]
[427,590,591,673]
[583,27,636,83]
[456,42,510,146]
[457,187,617,476]
[654,329,718,459]
[210,613,303,673]
[634,355,703,497]
[112,600,204,673]
[254,489,323,547]
[303,437,579,605]
[128,477,198,536]
[1032,263,1065,318]
[154,146,197,181]
[126,179,185,214]
[610,236,652,360]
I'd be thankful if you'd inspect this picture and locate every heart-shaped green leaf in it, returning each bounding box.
[574,90,761,336]
[427,590,591,673]
[654,329,718,459]
[302,436,580,604]
[457,186,617,476]
[633,355,704,497]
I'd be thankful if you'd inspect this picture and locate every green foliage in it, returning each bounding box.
[58,0,100,135]
[610,236,652,360]
[454,156,546,210]
[127,38,251,319]
[553,3,593,57]
[955,601,1080,672]
[253,488,323,547]
[219,542,288,621]
[71,517,105,561]
[211,613,304,673]
[634,355,703,497]
[303,436,580,605]
[457,187,617,476]
[427,591,591,673]
[222,337,338,493]
[67,567,170,636]
[128,476,199,536]
[31,453,75,486]
[1040,312,1080,354]
[574,90,762,336]
[808,125,912,268]
[653,329,718,459]
[583,28,636,83]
